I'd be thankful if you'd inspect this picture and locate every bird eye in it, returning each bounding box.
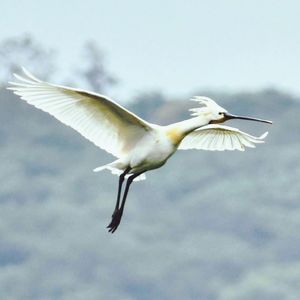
[218,112,223,115]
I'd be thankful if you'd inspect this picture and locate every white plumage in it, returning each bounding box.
[8,68,272,233]
[179,124,268,151]
[10,68,150,158]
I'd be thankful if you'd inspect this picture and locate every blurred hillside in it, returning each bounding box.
[0,37,300,300]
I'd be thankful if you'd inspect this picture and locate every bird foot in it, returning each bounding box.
[107,209,122,233]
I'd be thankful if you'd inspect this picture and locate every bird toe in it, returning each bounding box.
[107,209,122,233]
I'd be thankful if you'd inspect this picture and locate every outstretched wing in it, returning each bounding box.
[8,68,152,158]
[179,124,268,151]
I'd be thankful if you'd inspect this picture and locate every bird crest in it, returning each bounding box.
[189,96,227,116]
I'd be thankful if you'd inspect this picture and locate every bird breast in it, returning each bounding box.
[129,129,178,171]
[165,127,185,146]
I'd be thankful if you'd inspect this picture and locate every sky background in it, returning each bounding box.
[1,0,299,100]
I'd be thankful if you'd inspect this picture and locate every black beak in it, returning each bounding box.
[224,113,272,124]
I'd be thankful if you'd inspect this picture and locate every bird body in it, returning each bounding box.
[129,127,175,171]
[94,116,221,179]
[95,124,179,179]
[8,68,272,232]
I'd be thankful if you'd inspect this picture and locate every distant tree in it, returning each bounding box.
[78,41,117,93]
[129,91,166,121]
[0,34,55,83]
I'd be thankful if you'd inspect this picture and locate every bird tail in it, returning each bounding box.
[93,162,146,181]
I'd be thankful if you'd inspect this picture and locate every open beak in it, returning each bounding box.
[224,113,272,124]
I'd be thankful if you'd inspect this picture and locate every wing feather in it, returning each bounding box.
[179,124,268,151]
[8,68,152,157]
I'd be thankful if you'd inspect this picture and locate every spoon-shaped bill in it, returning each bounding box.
[225,113,272,124]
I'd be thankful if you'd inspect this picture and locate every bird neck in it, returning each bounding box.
[165,116,210,145]
[173,116,210,134]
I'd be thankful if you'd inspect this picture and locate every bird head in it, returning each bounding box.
[189,96,272,125]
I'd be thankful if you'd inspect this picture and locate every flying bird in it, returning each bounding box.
[8,68,272,233]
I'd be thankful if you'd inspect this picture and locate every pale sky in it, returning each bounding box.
[1,0,299,100]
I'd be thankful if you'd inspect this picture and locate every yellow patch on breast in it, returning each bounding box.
[166,128,184,145]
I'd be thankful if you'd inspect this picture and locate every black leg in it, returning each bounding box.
[114,167,131,211]
[107,171,144,233]
[107,167,131,229]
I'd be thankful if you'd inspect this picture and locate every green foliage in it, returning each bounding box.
[1,85,299,299]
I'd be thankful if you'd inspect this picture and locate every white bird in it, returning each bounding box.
[8,68,272,233]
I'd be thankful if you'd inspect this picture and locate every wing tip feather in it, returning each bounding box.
[259,131,268,140]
